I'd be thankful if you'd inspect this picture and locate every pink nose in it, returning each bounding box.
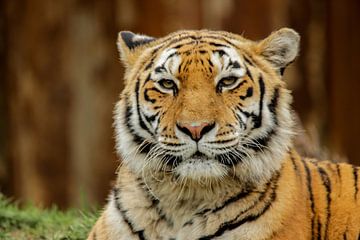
[176,121,215,141]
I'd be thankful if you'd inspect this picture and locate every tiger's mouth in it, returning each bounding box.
[190,151,208,160]
[164,149,244,169]
[171,150,231,180]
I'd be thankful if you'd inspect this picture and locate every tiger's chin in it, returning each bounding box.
[173,153,229,181]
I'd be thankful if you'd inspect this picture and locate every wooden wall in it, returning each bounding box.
[1,0,359,208]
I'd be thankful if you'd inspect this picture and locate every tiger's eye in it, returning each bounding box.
[219,76,238,87]
[158,79,175,89]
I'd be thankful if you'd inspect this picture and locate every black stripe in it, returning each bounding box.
[336,164,342,184]
[242,128,276,152]
[135,79,155,137]
[124,100,154,154]
[302,159,316,240]
[353,166,358,199]
[252,75,265,129]
[290,152,300,177]
[268,88,280,125]
[228,80,247,94]
[239,87,253,100]
[144,61,153,70]
[245,65,254,82]
[318,166,331,239]
[92,232,97,240]
[143,74,152,87]
[113,188,146,240]
[208,42,230,48]
[207,138,237,144]
[317,217,322,240]
[139,183,174,227]
[242,86,279,153]
[202,35,240,49]
[155,66,166,73]
[198,172,280,239]
[162,142,185,147]
[243,55,254,66]
[144,87,163,103]
[144,112,159,123]
[196,187,254,217]
[213,49,228,57]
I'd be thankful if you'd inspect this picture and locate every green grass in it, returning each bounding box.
[0,195,99,240]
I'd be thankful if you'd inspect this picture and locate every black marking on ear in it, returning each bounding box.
[121,31,155,50]
[279,67,285,76]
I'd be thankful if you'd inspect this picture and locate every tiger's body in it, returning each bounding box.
[88,29,360,240]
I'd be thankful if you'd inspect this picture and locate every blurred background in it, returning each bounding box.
[0,0,359,209]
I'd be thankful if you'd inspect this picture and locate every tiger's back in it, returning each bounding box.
[88,29,360,239]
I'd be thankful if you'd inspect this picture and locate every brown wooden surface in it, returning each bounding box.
[327,0,360,165]
[1,0,359,207]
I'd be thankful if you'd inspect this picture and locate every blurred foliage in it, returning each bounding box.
[0,194,98,240]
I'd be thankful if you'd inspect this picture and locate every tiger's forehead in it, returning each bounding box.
[152,41,246,78]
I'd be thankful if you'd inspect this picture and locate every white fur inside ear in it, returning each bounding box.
[260,28,300,68]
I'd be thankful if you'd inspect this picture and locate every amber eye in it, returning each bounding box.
[219,76,238,86]
[217,76,239,92]
[158,79,176,89]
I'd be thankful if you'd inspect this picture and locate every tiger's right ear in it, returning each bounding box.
[117,31,156,67]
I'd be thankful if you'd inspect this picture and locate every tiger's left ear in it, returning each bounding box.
[117,31,156,67]
[256,28,300,75]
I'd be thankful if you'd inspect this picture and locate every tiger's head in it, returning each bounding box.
[114,29,299,184]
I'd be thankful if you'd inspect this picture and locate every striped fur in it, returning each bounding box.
[88,29,360,239]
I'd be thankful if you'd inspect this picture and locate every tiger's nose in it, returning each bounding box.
[176,121,215,141]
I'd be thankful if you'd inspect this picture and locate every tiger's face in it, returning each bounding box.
[115,29,299,183]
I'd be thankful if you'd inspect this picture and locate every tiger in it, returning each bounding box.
[88,28,360,240]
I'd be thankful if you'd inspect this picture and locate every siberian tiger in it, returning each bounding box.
[88,28,360,240]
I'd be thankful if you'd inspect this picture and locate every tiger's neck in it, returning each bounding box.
[116,152,288,225]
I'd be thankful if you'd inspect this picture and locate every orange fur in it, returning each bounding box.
[88,29,360,240]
